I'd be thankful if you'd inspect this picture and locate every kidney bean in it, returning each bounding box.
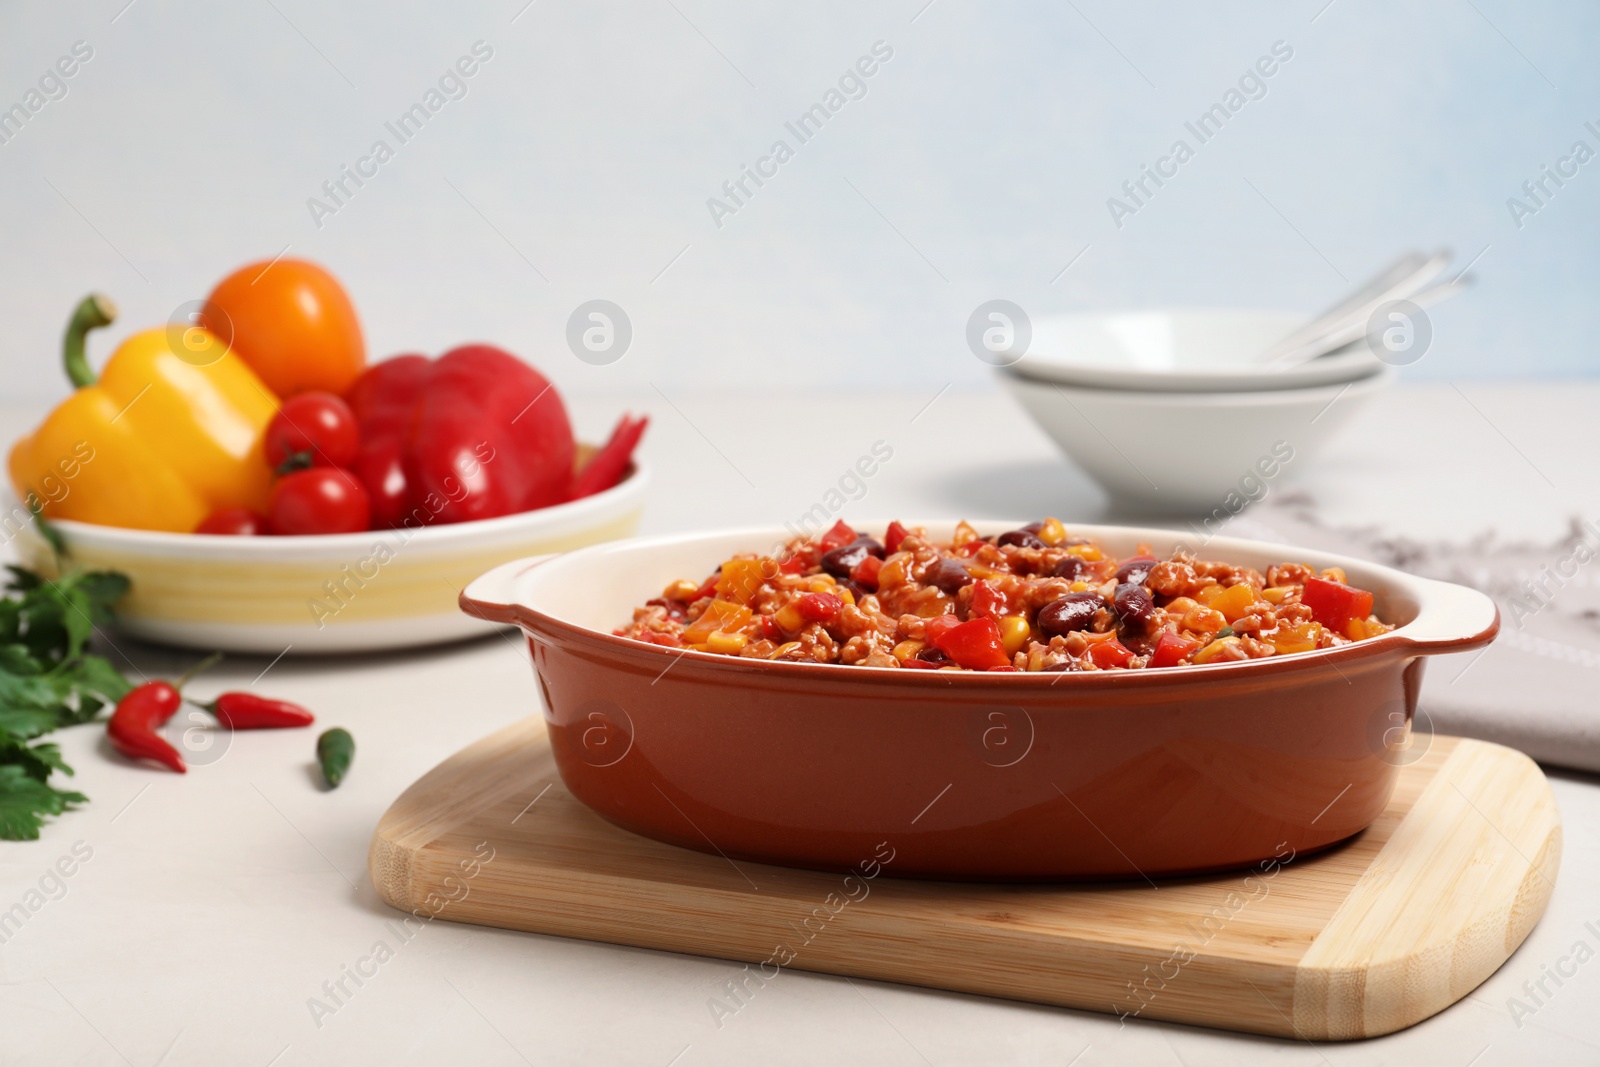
[925,557,972,594]
[820,537,884,578]
[1115,556,1159,586]
[1037,592,1102,636]
[914,646,950,665]
[1052,556,1089,581]
[1112,583,1155,629]
[996,529,1047,549]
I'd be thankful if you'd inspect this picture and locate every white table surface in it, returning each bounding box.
[2,382,1598,1067]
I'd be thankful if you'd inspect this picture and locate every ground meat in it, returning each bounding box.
[616,518,1393,671]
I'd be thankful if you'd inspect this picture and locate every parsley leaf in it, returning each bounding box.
[0,764,87,840]
[0,560,133,839]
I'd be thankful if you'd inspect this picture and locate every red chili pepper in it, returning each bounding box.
[850,555,882,590]
[205,692,315,729]
[107,682,186,773]
[817,520,856,553]
[1302,576,1375,631]
[1086,636,1135,669]
[884,521,909,553]
[570,413,648,501]
[931,617,1010,670]
[343,346,576,527]
[1149,630,1200,668]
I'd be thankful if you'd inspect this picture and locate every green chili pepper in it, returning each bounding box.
[317,727,354,788]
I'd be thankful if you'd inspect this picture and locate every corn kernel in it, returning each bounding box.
[1067,543,1103,562]
[768,641,802,659]
[663,579,701,601]
[1069,580,1089,593]
[1191,636,1240,664]
[1196,583,1224,606]
[706,631,747,655]
[775,602,804,634]
[998,615,1031,656]
[1320,566,1348,584]
[892,640,924,663]
[1037,518,1066,546]
[837,588,856,607]
[808,577,836,593]
[1260,586,1292,604]
[1345,618,1367,641]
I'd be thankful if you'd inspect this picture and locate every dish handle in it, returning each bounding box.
[459,555,555,626]
[1394,577,1500,655]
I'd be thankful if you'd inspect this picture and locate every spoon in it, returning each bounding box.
[1264,249,1454,368]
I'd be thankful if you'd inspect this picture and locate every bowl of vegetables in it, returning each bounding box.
[6,258,648,654]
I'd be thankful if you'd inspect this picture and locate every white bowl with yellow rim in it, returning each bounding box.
[8,461,647,655]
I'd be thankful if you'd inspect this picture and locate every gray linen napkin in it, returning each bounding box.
[1214,493,1600,775]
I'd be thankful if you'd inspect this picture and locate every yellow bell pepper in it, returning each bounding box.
[7,294,279,533]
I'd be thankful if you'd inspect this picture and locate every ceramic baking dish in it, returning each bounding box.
[460,521,1498,881]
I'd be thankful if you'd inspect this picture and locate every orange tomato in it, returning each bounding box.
[203,258,365,398]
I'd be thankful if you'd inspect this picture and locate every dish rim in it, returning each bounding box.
[10,459,649,558]
[461,517,1500,689]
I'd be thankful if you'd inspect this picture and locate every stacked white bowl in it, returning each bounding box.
[999,309,1397,513]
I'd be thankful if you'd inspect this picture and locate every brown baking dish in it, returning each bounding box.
[460,521,1498,881]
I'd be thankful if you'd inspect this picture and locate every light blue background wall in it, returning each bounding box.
[1,0,1595,403]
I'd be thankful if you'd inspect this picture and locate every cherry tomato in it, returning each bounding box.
[268,468,371,535]
[195,508,269,536]
[351,438,411,528]
[266,392,361,472]
[203,259,365,397]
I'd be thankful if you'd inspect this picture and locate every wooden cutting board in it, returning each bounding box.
[368,719,1560,1039]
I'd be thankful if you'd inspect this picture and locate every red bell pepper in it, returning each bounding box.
[1302,576,1374,631]
[1086,635,1135,669]
[818,520,857,552]
[884,521,909,553]
[570,413,648,500]
[344,346,579,526]
[970,580,1007,620]
[1149,630,1199,668]
[931,617,1010,670]
[850,555,882,590]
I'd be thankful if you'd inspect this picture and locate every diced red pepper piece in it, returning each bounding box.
[884,521,909,553]
[1086,636,1135,669]
[818,520,857,552]
[923,615,962,645]
[1302,576,1375,631]
[900,656,938,670]
[758,615,784,642]
[850,555,882,590]
[695,573,721,601]
[931,617,1011,670]
[1149,630,1200,668]
[970,580,1007,620]
[796,592,843,624]
[957,540,988,557]
[778,552,806,575]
